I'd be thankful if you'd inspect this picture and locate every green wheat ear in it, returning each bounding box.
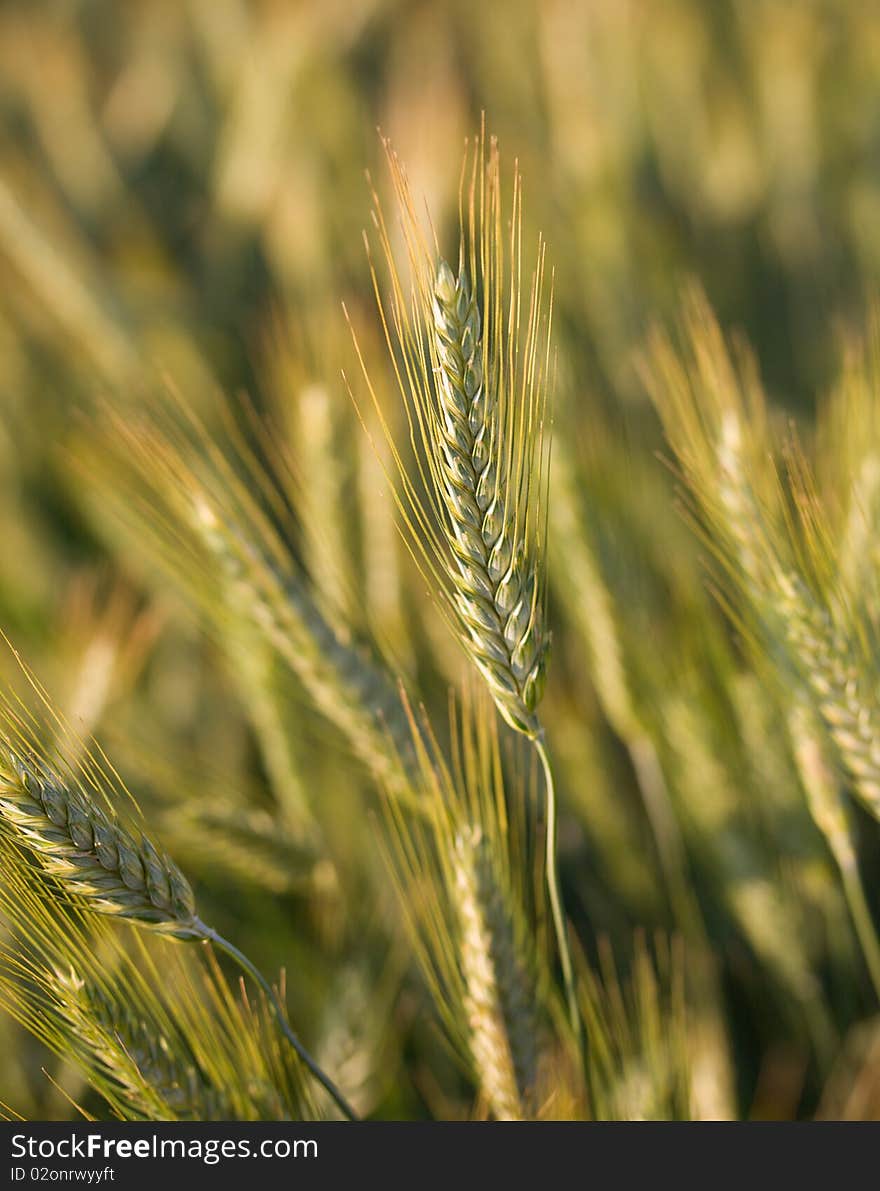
[87,398,420,806]
[352,132,553,740]
[0,752,197,936]
[431,257,549,736]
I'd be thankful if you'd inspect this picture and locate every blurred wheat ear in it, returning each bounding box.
[352,132,552,740]
[645,289,880,1004]
[379,689,567,1120]
[85,397,421,807]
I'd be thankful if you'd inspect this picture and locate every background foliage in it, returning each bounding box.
[2,0,880,1120]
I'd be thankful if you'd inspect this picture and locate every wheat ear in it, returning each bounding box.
[195,498,419,795]
[62,972,237,1120]
[0,751,198,937]
[95,405,420,805]
[775,571,880,821]
[353,136,553,736]
[357,132,578,1036]
[789,703,880,999]
[380,691,549,1118]
[0,688,357,1120]
[452,825,537,1120]
[432,260,575,1036]
[431,260,548,737]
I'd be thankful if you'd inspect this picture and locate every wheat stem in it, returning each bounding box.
[535,735,578,1043]
[193,919,358,1121]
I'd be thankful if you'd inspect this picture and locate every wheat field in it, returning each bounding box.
[2,0,880,1122]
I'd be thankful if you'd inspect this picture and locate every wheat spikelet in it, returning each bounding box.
[0,748,197,937]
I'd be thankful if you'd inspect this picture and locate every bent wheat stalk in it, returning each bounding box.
[191,919,357,1119]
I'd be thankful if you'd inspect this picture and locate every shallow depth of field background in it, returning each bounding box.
[2,0,880,1120]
